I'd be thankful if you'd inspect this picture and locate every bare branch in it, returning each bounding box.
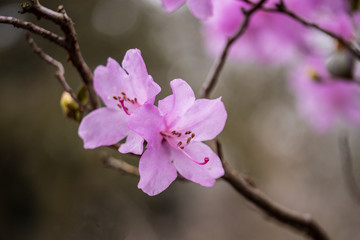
[338,132,360,204]
[25,32,84,109]
[101,153,140,177]
[0,16,65,47]
[217,140,329,240]
[200,0,268,98]
[19,0,100,109]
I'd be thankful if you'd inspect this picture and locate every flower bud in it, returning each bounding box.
[325,48,354,80]
[60,92,82,122]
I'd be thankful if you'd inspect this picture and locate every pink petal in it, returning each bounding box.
[161,0,186,12]
[118,131,144,155]
[138,143,178,196]
[94,57,131,109]
[172,142,224,186]
[128,104,166,146]
[158,95,174,116]
[176,97,227,141]
[165,79,195,127]
[78,108,128,149]
[187,0,213,19]
[122,49,161,105]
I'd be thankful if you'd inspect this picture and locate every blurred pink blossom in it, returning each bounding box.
[78,49,161,154]
[129,79,227,195]
[290,56,360,132]
[161,0,213,19]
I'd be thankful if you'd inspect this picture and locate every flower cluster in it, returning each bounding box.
[159,0,360,131]
[79,49,227,195]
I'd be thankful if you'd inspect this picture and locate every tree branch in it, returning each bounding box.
[216,141,330,240]
[101,153,140,177]
[25,32,84,109]
[200,0,267,98]
[338,132,360,204]
[0,16,65,47]
[19,0,100,109]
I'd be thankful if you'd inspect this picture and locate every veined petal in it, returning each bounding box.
[128,104,166,146]
[172,142,224,186]
[166,79,195,127]
[176,97,227,141]
[138,143,178,196]
[94,57,132,109]
[122,49,161,105]
[78,108,128,149]
[187,0,213,19]
[118,131,144,155]
[162,0,186,12]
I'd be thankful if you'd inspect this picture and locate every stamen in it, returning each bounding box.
[119,99,131,115]
[178,147,209,165]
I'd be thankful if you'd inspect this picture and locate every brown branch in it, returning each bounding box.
[274,2,360,59]
[101,153,140,177]
[216,141,330,240]
[338,132,360,204]
[200,0,268,98]
[25,32,84,109]
[20,0,100,109]
[241,0,360,59]
[0,16,65,47]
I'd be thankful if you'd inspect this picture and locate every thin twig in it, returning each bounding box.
[200,0,268,98]
[338,132,360,204]
[0,16,65,47]
[241,0,360,59]
[20,0,100,109]
[216,141,329,240]
[25,32,84,109]
[101,153,140,177]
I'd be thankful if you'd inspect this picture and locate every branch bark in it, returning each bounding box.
[20,0,100,109]
[200,0,267,98]
[25,32,84,109]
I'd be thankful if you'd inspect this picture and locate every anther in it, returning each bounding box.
[177,141,182,146]
[177,133,181,137]
[121,91,126,96]
[171,131,176,135]
[180,146,184,149]
[117,104,122,109]
[134,98,137,103]
[191,133,195,138]
[185,131,191,135]
[113,96,118,100]
[187,137,191,144]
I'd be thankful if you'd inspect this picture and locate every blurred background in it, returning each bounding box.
[1,0,360,239]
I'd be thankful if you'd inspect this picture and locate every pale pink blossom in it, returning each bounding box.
[129,79,227,195]
[161,0,213,19]
[290,56,360,132]
[78,49,161,154]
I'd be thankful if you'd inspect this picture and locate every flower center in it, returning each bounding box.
[160,130,209,165]
[113,92,139,115]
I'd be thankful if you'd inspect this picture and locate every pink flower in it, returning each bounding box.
[128,79,227,195]
[161,0,213,19]
[78,49,161,154]
[290,56,360,132]
[203,0,308,64]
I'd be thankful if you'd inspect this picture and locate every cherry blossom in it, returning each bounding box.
[78,49,161,154]
[128,79,227,195]
[161,0,213,19]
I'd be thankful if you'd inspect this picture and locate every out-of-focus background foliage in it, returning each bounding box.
[1,0,360,239]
